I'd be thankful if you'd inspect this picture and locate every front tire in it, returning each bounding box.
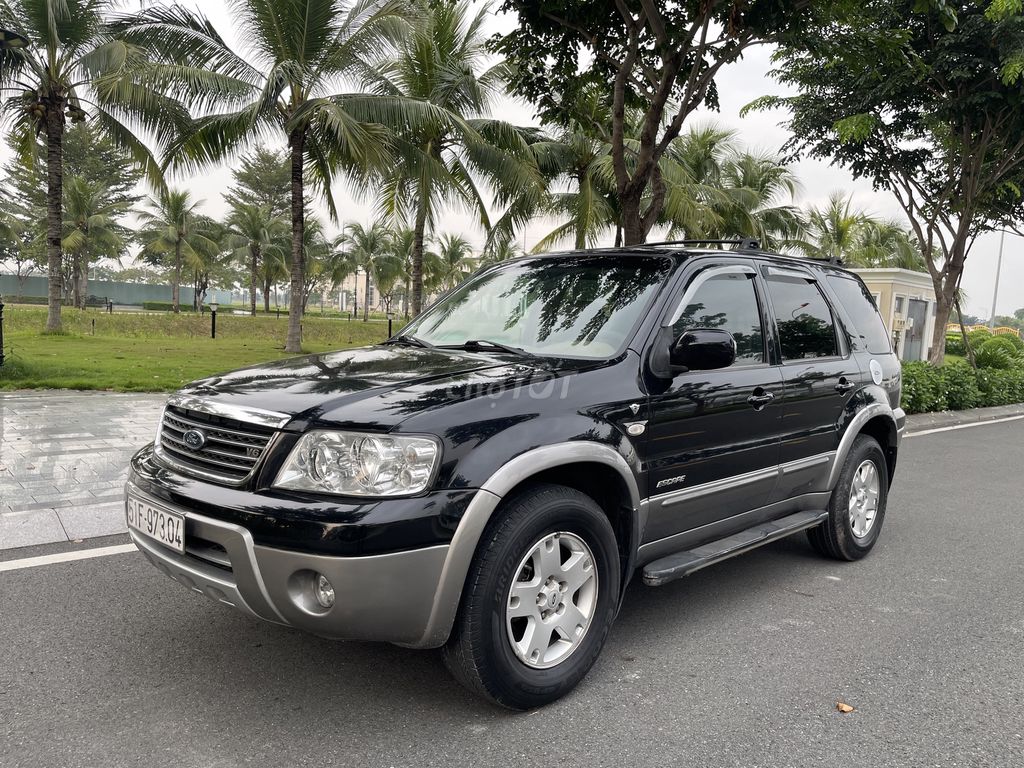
[808,434,889,560]
[443,483,620,710]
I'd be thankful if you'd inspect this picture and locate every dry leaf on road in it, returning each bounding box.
[836,702,855,713]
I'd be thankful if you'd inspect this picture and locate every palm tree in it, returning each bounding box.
[425,233,474,293]
[0,0,176,331]
[361,0,541,317]
[480,229,524,267]
[797,193,923,270]
[61,176,130,308]
[118,0,409,351]
[137,189,220,313]
[226,204,288,316]
[339,222,395,321]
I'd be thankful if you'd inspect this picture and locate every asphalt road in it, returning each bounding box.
[2,420,1023,768]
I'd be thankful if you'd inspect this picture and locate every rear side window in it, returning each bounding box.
[827,275,893,354]
[766,277,838,360]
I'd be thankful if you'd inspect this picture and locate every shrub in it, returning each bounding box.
[945,334,965,357]
[977,368,1024,407]
[974,335,1022,369]
[994,332,1024,352]
[941,361,982,410]
[966,328,993,351]
[901,361,946,414]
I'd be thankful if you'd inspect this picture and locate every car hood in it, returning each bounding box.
[177,345,565,430]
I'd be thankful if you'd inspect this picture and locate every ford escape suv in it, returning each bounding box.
[126,240,904,709]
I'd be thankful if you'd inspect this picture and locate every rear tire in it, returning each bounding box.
[443,483,620,710]
[808,435,889,561]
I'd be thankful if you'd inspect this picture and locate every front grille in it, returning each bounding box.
[157,405,277,485]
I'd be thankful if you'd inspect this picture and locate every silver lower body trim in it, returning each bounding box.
[127,481,452,648]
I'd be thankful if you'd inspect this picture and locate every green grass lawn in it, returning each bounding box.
[0,306,397,392]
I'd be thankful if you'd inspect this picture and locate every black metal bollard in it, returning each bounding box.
[211,307,217,339]
[388,316,393,337]
[0,296,5,367]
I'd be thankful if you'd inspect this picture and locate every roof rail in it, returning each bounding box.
[635,238,762,252]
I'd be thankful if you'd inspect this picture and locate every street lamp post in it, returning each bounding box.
[209,299,219,339]
[0,294,6,368]
[988,230,1006,329]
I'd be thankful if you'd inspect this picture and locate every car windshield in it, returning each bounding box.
[402,256,671,359]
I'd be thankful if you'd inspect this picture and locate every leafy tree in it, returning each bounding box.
[225,146,293,220]
[360,0,542,317]
[136,190,220,313]
[61,176,132,307]
[759,1,1024,363]
[1015,308,1024,321]
[0,0,179,331]
[226,204,288,315]
[118,0,408,351]
[0,124,143,300]
[495,0,838,246]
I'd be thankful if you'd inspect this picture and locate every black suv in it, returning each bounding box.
[126,242,904,709]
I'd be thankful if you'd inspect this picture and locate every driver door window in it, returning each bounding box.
[672,273,766,366]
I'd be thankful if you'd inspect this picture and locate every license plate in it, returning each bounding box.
[126,494,186,554]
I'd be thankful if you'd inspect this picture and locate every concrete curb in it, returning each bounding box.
[904,403,1024,434]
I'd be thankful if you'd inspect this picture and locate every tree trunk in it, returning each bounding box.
[404,274,410,318]
[45,103,65,332]
[172,240,182,313]
[71,252,82,310]
[263,275,271,313]
[78,256,88,309]
[363,269,370,322]
[250,245,259,317]
[285,131,305,353]
[411,199,428,316]
[928,280,954,366]
[954,294,977,370]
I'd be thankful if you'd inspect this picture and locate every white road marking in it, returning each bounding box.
[0,543,137,573]
[906,414,1024,438]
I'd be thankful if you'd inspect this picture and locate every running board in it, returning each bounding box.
[642,510,829,587]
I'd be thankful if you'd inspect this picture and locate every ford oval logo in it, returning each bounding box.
[182,429,207,451]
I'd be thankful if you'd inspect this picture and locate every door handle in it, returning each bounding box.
[747,390,775,410]
[835,377,855,394]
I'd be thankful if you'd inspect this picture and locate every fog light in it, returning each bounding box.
[313,573,335,609]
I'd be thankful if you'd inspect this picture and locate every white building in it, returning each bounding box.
[851,268,937,362]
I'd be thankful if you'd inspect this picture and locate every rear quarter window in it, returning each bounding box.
[827,275,892,354]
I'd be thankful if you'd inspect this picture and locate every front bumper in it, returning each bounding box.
[127,481,454,647]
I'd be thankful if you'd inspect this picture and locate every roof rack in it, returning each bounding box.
[635,238,762,252]
[803,253,845,266]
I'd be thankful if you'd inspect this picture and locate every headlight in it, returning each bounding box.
[274,431,440,497]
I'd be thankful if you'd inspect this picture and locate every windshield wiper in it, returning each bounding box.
[440,339,535,358]
[383,334,434,349]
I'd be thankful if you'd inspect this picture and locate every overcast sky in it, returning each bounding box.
[3,1,1021,318]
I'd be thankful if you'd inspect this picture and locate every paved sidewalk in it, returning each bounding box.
[0,391,166,549]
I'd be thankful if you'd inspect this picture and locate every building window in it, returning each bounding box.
[894,296,906,315]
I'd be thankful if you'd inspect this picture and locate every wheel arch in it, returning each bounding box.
[828,403,901,489]
[409,442,641,649]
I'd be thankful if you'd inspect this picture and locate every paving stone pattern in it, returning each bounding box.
[0,391,166,549]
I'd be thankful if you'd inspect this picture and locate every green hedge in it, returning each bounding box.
[901,360,1024,414]
[141,301,198,312]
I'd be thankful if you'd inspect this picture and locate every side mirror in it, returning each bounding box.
[670,329,737,371]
